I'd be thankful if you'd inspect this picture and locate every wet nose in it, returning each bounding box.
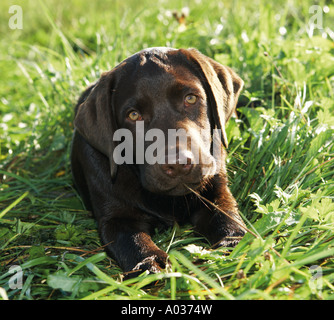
[160,159,193,178]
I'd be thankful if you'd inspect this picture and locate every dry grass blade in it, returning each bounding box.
[185,185,258,239]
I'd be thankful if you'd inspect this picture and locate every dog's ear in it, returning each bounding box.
[180,49,244,148]
[74,70,118,179]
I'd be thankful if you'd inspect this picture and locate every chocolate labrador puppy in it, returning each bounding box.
[71,47,246,274]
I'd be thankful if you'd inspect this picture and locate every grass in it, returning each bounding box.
[0,0,334,300]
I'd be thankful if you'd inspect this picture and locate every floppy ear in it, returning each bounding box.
[180,49,244,148]
[74,70,118,179]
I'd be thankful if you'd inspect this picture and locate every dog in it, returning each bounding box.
[71,47,246,274]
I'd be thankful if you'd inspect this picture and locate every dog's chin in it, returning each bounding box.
[140,162,217,196]
[144,182,200,196]
[142,175,211,196]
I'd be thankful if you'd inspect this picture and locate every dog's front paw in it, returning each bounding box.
[132,254,167,273]
[124,250,169,278]
[212,235,244,249]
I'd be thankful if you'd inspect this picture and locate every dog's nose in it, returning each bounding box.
[161,162,193,177]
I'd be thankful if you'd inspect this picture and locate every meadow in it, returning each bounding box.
[0,0,334,300]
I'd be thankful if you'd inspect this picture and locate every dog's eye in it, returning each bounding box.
[127,111,142,121]
[185,94,197,105]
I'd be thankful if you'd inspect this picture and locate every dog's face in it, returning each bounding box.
[74,48,243,196]
[113,49,216,195]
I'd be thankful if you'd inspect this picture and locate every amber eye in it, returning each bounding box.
[185,94,197,105]
[128,110,142,121]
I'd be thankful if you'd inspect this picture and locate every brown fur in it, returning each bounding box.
[71,48,245,274]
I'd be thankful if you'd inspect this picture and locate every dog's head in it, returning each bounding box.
[74,48,243,196]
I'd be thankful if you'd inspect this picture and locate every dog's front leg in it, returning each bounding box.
[99,214,169,275]
[191,181,246,248]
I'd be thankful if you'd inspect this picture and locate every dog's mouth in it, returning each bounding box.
[163,182,202,196]
[145,175,208,196]
[139,157,217,196]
